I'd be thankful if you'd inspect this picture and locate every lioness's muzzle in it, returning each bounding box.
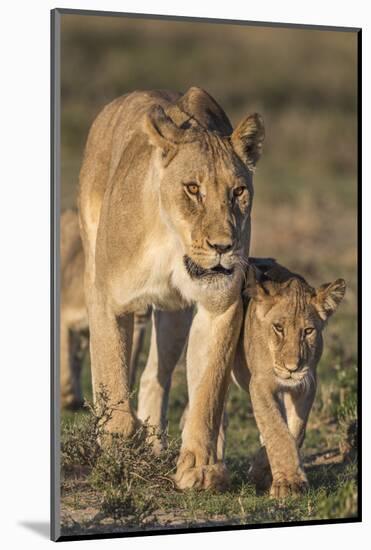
[183,255,234,279]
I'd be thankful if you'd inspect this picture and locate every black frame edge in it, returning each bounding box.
[51,7,61,543]
[356,27,362,523]
[57,516,361,543]
[54,7,361,33]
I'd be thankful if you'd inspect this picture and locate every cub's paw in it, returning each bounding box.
[269,471,308,499]
[173,451,230,491]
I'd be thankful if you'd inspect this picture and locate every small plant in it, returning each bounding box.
[61,387,180,525]
[61,387,114,474]
[89,422,179,522]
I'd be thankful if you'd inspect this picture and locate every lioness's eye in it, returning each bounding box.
[185,183,199,195]
[233,186,246,197]
[304,327,315,336]
[273,323,284,334]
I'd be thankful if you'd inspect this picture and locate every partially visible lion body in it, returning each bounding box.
[60,210,88,409]
[60,210,150,409]
[78,87,264,489]
[232,262,346,497]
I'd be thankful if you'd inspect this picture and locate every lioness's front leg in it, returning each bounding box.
[249,379,308,498]
[88,290,139,437]
[174,300,242,491]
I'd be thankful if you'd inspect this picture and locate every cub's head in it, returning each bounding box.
[245,263,346,388]
[144,87,264,287]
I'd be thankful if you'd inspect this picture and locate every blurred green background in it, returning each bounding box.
[60,14,358,529]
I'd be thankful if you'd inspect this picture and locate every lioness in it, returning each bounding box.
[232,260,346,498]
[78,86,264,489]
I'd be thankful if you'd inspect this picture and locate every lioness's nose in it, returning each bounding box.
[206,239,234,255]
[286,363,300,372]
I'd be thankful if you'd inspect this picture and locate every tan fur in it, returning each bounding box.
[78,87,264,489]
[60,210,88,409]
[60,209,150,409]
[232,260,346,498]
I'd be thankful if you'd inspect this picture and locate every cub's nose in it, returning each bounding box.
[206,239,234,255]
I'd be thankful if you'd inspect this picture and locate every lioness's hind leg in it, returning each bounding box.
[129,307,152,389]
[137,308,192,453]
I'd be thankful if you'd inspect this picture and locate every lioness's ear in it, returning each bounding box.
[232,113,265,171]
[144,105,185,148]
[176,86,233,136]
[144,105,196,164]
[313,278,346,321]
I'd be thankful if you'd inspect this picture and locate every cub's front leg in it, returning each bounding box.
[173,300,242,491]
[249,378,308,498]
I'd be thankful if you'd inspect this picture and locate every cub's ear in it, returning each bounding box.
[243,264,272,302]
[231,113,265,171]
[313,278,346,321]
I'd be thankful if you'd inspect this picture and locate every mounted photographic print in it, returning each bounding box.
[51,8,361,541]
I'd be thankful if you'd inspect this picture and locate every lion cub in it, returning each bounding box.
[232,259,346,498]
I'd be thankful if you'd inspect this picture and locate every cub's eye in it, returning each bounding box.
[233,186,246,198]
[185,183,200,195]
[304,327,315,336]
[273,323,284,334]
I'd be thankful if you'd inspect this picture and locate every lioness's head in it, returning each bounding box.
[144,87,264,286]
[245,264,346,388]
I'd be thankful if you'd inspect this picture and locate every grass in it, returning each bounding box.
[59,13,358,537]
[60,318,358,536]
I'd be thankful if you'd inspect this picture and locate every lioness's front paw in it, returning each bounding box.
[270,471,308,499]
[99,411,144,448]
[173,451,230,491]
